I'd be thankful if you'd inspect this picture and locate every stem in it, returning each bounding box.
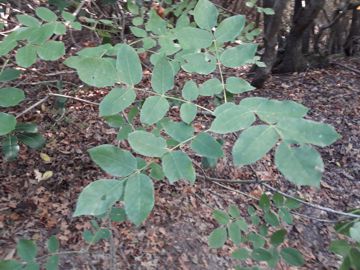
[48,93,99,105]
[16,96,49,119]
[213,39,227,103]
[133,87,214,114]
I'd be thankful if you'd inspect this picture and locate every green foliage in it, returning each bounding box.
[330,212,360,270]
[0,236,60,270]
[208,193,305,269]
[0,2,348,268]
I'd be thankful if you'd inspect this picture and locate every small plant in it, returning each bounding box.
[0,236,60,270]
[208,193,304,269]
[329,210,360,270]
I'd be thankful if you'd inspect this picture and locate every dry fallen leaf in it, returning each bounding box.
[40,152,52,163]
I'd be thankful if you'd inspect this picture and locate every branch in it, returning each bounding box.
[16,96,49,119]
[261,182,360,219]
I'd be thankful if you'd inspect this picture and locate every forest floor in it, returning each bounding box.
[0,57,359,270]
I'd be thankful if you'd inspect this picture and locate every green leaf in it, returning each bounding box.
[267,247,280,269]
[350,222,360,242]
[162,151,195,183]
[212,210,230,225]
[0,68,21,81]
[276,118,340,147]
[275,143,324,186]
[117,124,132,141]
[45,255,59,270]
[0,113,16,136]
[279,207,293,224]
[176,27,213,49]
[0,39,17,56]
[28,23,56,44]
[151,57,174,94]
[235,219,248,232]
[35,7,57,22]
[349,248,360,269]
[182,80,199,101]
[83,228,110,243]
[208,227,227,248]
[228,205,240,218]
[24,262,39,270]
[220,43,257,68]
[132,17,143,26]
[110,207,127,222]
[273,193,285,207]
[150,163,165,180]
[232,248,249,260]
[17,239,37,262]
[329,240,351,256]
[194,0,218,30]
[251,248,272,261]
[77,44,112,57]
[0,260,22,270]
[280,248,304,266]
[16,45,37,68]
[228,222,242,244]
[180,103,197,124]
[145,9,167,35]
[64,56,117,87]
[16,15,40,27]
[130,26,147,38]
[18,133,45,149]
[240,97,309,123]
[158,35,181,55]
[259,194,271,211]
[181,53,216,75]
[2,135,19,161]
[99,87,136,117]
[70,21,82,30]
[116,44,142,85]
[198,78,222,96]
[62,11,75,22]
[88,144,137,177]
[15,122,38,133]
[128,130,167,157]
[284,198,301,209]
[210,105,255,134]
[161,120,194,142]
[47,236,59,253]
[73,179,123,217]
[124,174,154,226]
[52,22,66,35]
[215,15,245,42]
[191,132,223,158]
[225,77,255,94]
[140,96,169,125]
[0,87,25,107]
[233,125,279,166]
[248,232,265,248]
[270,229,287,246]
[37,41,65,61]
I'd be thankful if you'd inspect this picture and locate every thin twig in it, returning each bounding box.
[16,96,49,119]
[197,173,260,184]
[48,93,99,105]
[261,182,360,219]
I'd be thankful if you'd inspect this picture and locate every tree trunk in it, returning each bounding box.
[250,0,289,88]
[273,0,325,73]
[344,8,360,56]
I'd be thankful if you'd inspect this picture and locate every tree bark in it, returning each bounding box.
[273,0,325,73]
[250,0,289,88]
[344,8,360,56]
